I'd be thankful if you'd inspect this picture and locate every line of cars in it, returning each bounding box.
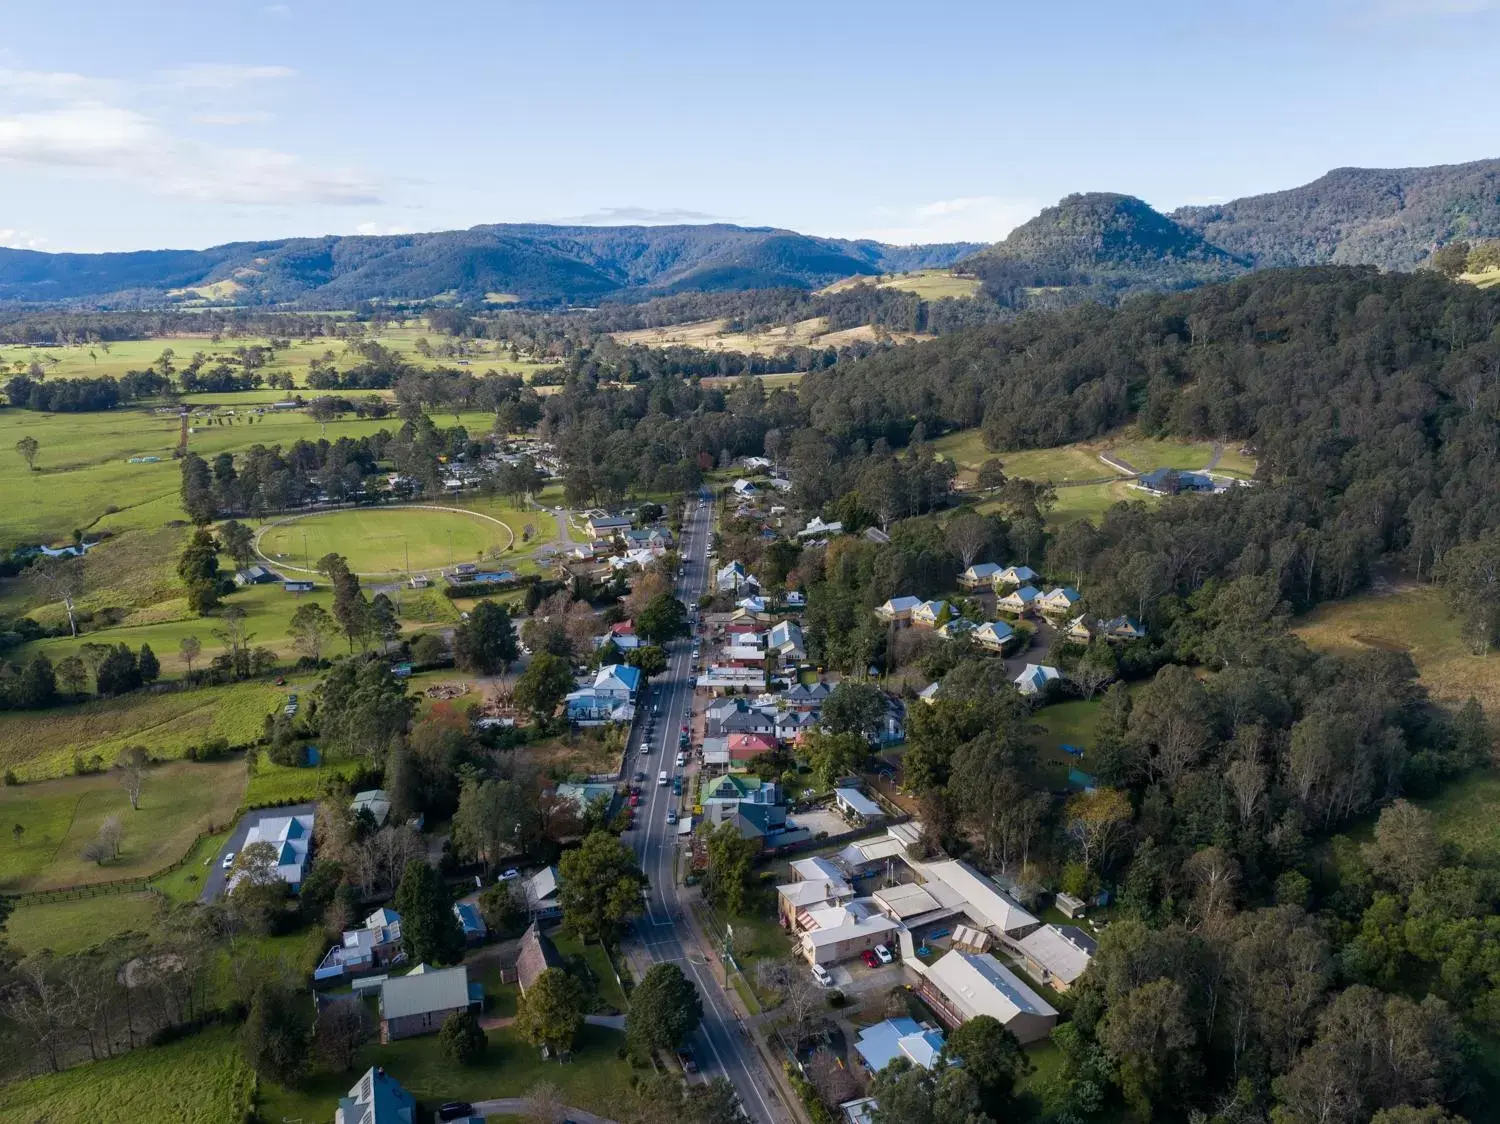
[809,943,896,988]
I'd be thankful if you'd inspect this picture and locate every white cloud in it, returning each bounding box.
[163,64,295,90]
[354,221,412,236]
[192,111,273,126]
[0,228,47,250]
[0,64,378,207]
[552,205,733,225]
[852,196,1040,245]
[261,3,293,16]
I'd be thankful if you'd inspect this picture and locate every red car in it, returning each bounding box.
[861,949,881,969]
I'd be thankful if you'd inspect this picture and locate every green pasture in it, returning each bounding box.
[151,828,231,903]
[4,892,165,956]
[1420,772,1500,865]
[0,1026,254,1124]
[245,751,363,807]
[820,269,981,301]
[257,1023,634,1122]
[0,679,272,780]
[0,758,245,891]
[259,505,514,575]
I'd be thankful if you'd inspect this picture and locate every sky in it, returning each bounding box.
[1,0,1498,253]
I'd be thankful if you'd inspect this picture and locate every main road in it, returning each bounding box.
[626,492,794,1124]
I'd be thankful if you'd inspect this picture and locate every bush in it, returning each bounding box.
[438,1009,487,1065]
[826,989,846,1008]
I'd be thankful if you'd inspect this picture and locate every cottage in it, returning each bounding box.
[784,590,807,608]
[958,562,1002,590]
[234,564,279,586]
[783,681,833,709]
[775,856,854,924]
[524,866,563,920]
[834,787,885,822]
[1037,587,1082,616]
[917,950,1058,1043]
[515,921,565,995]
[283,579,316,593]
[918,682,942,706]
[910,600,950,629]
[1100,615,1148,641]
[797,898,900,965]
[314,907,405,981]
[377,964,479,1042]
[336,1066,417,1124]
[586,513,633,538]
[727,731,777,763]
[996,585,1041,616]
[798,516,844,539]
[875,595,922,624]
[854,1017,946,1074]
[350,789,391,827]
[1016,924,1097,991]
[1014,664,1062,697]
[768,620,806,661]
[732,478,760,498]
[936,618,975,642]
[237,812,315,892]
[1064,614,1095,643]
[971,620,1015,652]
[453,901,488,943]
[408,574,432,589]
[716,560,759,594]
[995,565,1039,588]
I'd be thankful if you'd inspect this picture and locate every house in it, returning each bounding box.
[996,585,1041,616]
[515,922,564,995]
[910,600,950,629]
[717,560,759,593]
[238,811,315,891]
[566,664,641,724]
[875,595,922,624]
[234,564,279,586]
[732,478,760,498]
[935,618,975,642]
[1055,891,1087,919]
[971,620,1015,652]
[798,516,844,539]
[453,902,488,943]
[1137,468,1216,495]
[834,788,885,823]
[995,565,1039,588]
[916,950,1058,1043]
[408,574,432,589]
[283,579,316,593]
[1038,587,1082,616]
[1016,924,1097,991]
[722,643,767,668]
[775,856,854,925]
[914,859,1041,939]
[728,732,777,763]
[783,681,833,709]
[706,699,777,738]
[775,708,819,744]
[1014,664,1062,697]
[377,963,480,1042]
[797,898,900,965]
[314,907,406,982]
[854,1017,946,1073]
[593,663,641,700]
[524,866,563,920]
[696,665,768,693]
[1100,615,1148,641]
[1064,615,1095,643]
[958,562,1002,590]
[554,782,618,818]
[918,682,942,706]
[350,789,391,827]
[768,620,806,661]
[586,513,633,538]
[839,1098,879,1124]
[741,456,773,470]
[784,590,806,608]
[735,595,769,616]
[336,1066,417,1124]
[700,772,779,810]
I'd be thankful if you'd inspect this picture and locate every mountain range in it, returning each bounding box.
[1,158,1496,309]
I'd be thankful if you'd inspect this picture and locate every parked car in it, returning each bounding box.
[439,1104,475,1122]
[666,810,678,825]
[676,752,686,767]
[634,771,647,783]
[875,944,895,965]
[498,868,521,882]
[810,963,834,987]
[861,949,881,969]
[676,1046,698,1073]
[221,851,236,871]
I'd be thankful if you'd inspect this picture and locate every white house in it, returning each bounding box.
[732,478,760,498]
[1014,664,1062,696]
[910,600,950,629]
[997,585,1041,615]
[971,620,1015,652]
[768,620,806,661]
[875,595,922,624]
[798,516,844,539]
[959,562,1002,590]
[1101,615,1148,641]
[995,565,1039,588]
[1038,587,1082,616]
[717,560,759,593]
[238,812,315,892]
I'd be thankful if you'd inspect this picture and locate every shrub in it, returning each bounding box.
[438,1009,487,1065]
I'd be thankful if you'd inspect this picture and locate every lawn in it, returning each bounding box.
[1029,699,1104,788]
[552,930,629,1014]
[0,1026,254,1124]
[0,758,245,890]
[1293,584,1500,712]
[244,751,364,807]
[4,891,164,955]
[0,680,272,780]
[256,1023,636,1122]
[258,505,515,576]
[151,828,231,904]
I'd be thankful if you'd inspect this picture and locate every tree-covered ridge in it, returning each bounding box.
[1173,157,1500,271]
[0,224,982,308]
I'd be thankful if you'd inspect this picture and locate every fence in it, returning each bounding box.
[3,824,220,907]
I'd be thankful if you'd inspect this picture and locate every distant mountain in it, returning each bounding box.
[1171,158,1500,270]
[0,224,984,308]
[960,193,1248,295]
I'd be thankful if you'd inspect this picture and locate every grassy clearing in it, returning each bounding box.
[932,426,1256,489]
[1461,269,1500,290]
[0,1026,254,1124]
[1419,773,1500,865]
[553,930,629,1013]
[0,680,273,780]
[256,1023,635,1122]
[0,758,244,890]
[259,505,513,575]
[151,828,231,904]
[1293,584,1500,712]
[4,892,164,955]
[245,752,363,807]
[613,316,917,356]
[1029,700,1103,787]
[820,269,982,301]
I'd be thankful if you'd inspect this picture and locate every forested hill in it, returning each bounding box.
[0,224,983,308]
[1172,157,1500,270]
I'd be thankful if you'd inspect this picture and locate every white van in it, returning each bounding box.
[658,771,669,786]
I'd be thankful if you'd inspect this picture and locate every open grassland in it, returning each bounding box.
[0,759,245,891]
[699,371,804,390]
[151,828,231,903]
[1030,699,1105,787]
[1461,269,1500,290]
[4,892,164,955]
[0,1026,254,1124]
[0,680,273,780]
[1293,584,1500,712]
[613,316,916,356]
[821,268,982,300]
[245,752,363,807]
[1420,773,1500,865]
[932,426,1254,487]
[259,505,513,575]
[257,1023,634,1122]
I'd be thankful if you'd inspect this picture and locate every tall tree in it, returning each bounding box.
[514,967,586,1054]
[15,434,39,471]
[557,830,647,943]
[288,602,340,664]
[452,600,519,674]
[514,652,574,726]
[627,963,704,1056]
[241,980,313,1086]
[393,858,465,966]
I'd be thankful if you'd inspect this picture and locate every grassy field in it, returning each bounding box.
[1461,269,1500,290]
[258,505,514,575]
[1293,584,1500,713]
[256,1023,635,1121]
[151,828,231,903]
[3,892,164,955]
[1419,773,1500,865]
[244,752,364,806]
[0,680,274,780]
[932,426,1256,487]
[1029,699,1104,787]
[820,269,982,301]
[613,316,916,356]
[0,758,245,890]
[0,1026,254,1124]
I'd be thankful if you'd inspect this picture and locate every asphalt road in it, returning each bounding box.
[626,493,791,1124]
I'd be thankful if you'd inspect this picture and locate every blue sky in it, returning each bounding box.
[2,0,1497,252]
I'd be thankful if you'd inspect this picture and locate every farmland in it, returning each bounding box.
[820,268,983,301]
[0,1026,254,1124]
[612,315,917,355]
[931,425,1252,485]
[3,892,164,956]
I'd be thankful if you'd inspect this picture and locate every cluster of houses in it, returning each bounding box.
[778,822,1099,1056]
[232,563,317,594]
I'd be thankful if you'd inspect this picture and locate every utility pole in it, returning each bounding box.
[302,530,309,572]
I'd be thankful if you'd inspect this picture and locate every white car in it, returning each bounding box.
[810,963,834,987]
[221,851,236,871]
[874,944,894,965]
[676,752,686,767]
[498,868,521,882]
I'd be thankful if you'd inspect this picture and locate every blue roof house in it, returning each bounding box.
[854,1017,946,1073]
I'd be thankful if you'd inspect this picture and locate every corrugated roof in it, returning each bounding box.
[379,964,470,1020]
[926,950,1057,1023]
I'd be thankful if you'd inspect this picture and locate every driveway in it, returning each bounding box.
[473,1102,615,1124]
[199,802,317,903]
